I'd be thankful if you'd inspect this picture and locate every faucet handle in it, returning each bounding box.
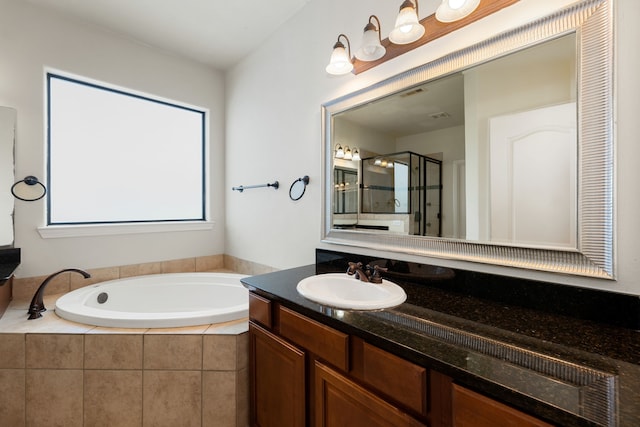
[367,264,388,284]
[346,261,363,275]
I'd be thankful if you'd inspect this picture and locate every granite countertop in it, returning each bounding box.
[241,263,640,427]
[0,247,20,284]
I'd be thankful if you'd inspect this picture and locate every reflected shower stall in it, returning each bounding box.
[360,151,442,236]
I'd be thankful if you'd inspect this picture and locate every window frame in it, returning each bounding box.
[40,71,212,238]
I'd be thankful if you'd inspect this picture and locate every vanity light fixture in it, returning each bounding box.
[352,148,361,161]
[344,146,353,160]
[355,15,386,62]
[334,144,345,158]
[435,0,481,22]
[326,34,354,75]
[389,0,425,45]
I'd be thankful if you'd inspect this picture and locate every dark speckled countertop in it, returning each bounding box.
[241,250,640,427]
[0,248,20,284]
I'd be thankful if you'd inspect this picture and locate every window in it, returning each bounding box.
[46,72,207,228]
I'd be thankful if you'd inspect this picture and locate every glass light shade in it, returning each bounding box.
[389,2,425,45]
[355,27,386,61]
[352,148,361,161]
[344,146,353,160]
[335,144,345,158]
[326,45,353,75]
[435,0,481,23]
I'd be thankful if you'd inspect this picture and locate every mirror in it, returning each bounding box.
[322,0,613,279]
[0,107,16,248]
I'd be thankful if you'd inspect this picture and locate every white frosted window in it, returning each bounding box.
[47,73,206,225]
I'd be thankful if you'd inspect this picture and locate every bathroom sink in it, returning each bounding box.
[296,273,407,310]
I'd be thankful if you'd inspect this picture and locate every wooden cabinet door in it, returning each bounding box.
[453,384,553,427]
[249,323,306,427]
[314,361,426,427]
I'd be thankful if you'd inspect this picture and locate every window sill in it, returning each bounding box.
[37,221,215,239]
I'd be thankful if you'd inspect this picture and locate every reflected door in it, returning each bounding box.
[489,103,577,248]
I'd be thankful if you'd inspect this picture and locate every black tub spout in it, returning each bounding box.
[27,268,91,319]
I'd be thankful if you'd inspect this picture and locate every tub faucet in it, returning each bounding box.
[346,262,387,284]
[28,268,91,319]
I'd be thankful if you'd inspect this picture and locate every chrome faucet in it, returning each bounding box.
[346,262,387,284]
[27,268,91,319]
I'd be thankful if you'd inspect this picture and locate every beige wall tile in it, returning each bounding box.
[236,368,249,427]
[161,258,196,273]
[0,369,25,426]
[143,335,202,370]
[204,319,248,336]
[223,255,275,276]
[12,272,70,302]
[236,332,248,371]
[203,371,236,427]
[26,334,83,369]
[85,334,143,369]
[70,266,119,291]
[203,334,236,371]
[0,333,25,368]
[85,370,143,427]
[196,255,224,272]
[119,262,162,278]
[26,369,83,427]
[143,370,201,427]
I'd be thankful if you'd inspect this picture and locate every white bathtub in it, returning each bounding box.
[54,272,249,328]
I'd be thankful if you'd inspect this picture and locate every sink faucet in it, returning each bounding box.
[346,262,387,284]
[27,268,91,319]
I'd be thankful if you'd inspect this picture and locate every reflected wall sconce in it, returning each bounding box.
[435,0,481,23]
[326,34,354,75]
[355,16,386,61]
[335,145,361,161]
[11,176,47,201]
[389,0,425,45]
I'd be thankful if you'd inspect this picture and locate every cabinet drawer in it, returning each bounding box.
[278,306,349,371]
[361,340,427,415]
[314,361,426,427]
[452,384,553,427]
[249,292,272,328]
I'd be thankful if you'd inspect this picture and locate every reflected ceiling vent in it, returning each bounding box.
[429,112,451,119]
[400,88,424,97]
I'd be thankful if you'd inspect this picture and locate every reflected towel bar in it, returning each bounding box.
[232,181,279,193]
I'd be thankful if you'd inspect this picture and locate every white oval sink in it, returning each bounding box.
[296,273,407,310]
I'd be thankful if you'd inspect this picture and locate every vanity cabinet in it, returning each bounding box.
[0,275,12,317]
[452,384,554,427]
[248,291,555,427]
[249,323,305,427]
[248,292,428,427]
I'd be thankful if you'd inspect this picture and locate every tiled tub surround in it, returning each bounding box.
[0,294,249,427]
[10,253,276,303]
[0,255,269,427]
[241,249,640,427]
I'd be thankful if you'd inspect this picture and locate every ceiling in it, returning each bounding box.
[24,0,312,70]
